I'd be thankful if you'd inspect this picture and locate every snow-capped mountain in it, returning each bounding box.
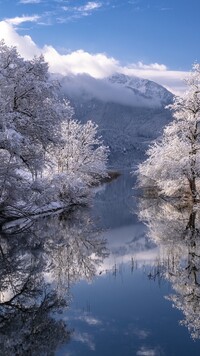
[60,73,174,168]
[107,73,173,106]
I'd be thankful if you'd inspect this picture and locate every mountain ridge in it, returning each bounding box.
[59,73,174,168]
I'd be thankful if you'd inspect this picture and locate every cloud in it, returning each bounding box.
[130,62,167,71]
[77,2,102,12]
[121,65,188,95]
[61,1,103,21]
[5,15,40,26]
[44,47,119,77]
[160,7,173,11]
[0,21,40,58]
[0,20,188,95]
[60,73,162,108]
[19,0,42,3]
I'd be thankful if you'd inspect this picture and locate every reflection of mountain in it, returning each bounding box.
[0,208,108,354]
[91,173,158,273]
[98,223,158,274]
[138,197,200,339]
[60,73,173,167]
[92,172,140,229]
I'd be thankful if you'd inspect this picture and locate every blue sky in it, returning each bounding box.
[0,0,200,94]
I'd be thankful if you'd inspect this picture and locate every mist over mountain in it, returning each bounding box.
[59,73,174,168]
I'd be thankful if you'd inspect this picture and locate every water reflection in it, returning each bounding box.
[138,197,200,339]
[0,208,108,354]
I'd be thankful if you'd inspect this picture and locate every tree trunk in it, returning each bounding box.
[189,176,197,203]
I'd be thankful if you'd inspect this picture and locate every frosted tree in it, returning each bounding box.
[48,118,109,202]
[0,41,108,213]
[0,41,72,208]
[0,41,66,171]
[138,64,200,202]
[57,119,108,183]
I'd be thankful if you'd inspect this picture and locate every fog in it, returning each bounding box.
[59,73,162,108]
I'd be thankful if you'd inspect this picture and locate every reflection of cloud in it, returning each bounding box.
[124,326,150,340]
[133,328,150,340]
[67,309,103,326]
[77,314,102,326]
[136,346,160,356]
[73,331,95,351]
[97,224,159,274]
[0,20,188,95]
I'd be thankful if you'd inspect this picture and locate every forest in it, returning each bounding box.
[0,41,109,220]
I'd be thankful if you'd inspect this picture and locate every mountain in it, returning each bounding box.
[60,73,174,168]
[107,73,173,106]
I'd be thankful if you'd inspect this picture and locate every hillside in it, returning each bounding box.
[60,73,174,168]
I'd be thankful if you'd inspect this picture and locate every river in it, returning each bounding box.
[1,172,200,355]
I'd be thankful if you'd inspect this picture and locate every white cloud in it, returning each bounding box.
[121,66,188,95]
[5,15,40,26]
[0,21,40,58]
[62,6,70,11]
[160,7,173,11]
[43,47,119,77]
[77,2,102,12]
[19,0,42,3]
[131,61,167,71]
[61,1,102,21]
[0,20,188,95]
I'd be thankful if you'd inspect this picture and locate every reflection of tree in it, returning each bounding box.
[0,207,108,353]
[138,197,200,339]
[0,230,70,355]
[0,286,70,355]
[44,209,109,294]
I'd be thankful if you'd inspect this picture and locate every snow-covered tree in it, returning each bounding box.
[138,64,200,202]
[51,119,109,186]
[0,41,71,206]
[0,41,69,171]
[0,41,108,214]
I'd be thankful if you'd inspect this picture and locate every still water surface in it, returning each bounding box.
[1,172,200,355]
[57,173,200,356]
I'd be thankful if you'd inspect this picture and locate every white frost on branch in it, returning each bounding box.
[138,63,200,201]
[0,41,109,214]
